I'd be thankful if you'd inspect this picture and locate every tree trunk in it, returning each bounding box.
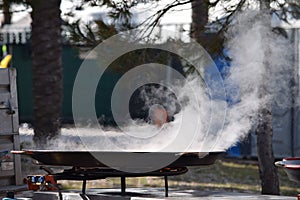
[191,0,223,55]
[2,0,11,25]
[255,0,280,195]
[256,108,280,194]
[191,0,208,45]
[30,0,63,146]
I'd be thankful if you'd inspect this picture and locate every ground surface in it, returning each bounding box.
[31,189,297,200]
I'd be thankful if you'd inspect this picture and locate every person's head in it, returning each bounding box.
[148,104,168,127]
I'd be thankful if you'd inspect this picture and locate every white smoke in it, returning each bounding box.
[21,10,294,153]
[215,10,293,149]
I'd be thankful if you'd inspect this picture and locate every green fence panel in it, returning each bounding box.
[11,44,120,124]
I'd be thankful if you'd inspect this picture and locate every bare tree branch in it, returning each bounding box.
[138,0,192,37]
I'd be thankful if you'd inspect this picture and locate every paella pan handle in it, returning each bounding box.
[275,161,285,167]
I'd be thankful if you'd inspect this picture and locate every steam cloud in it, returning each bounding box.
[21,10,294,153]
[216,10,293,150]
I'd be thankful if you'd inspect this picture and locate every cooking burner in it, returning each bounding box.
[12,150,224,198]
[54,166,188,196]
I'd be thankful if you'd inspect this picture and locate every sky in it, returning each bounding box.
[60,0,192,25]
[1,0,192,30]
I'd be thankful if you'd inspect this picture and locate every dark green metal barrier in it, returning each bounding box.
[11,44,120,124]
